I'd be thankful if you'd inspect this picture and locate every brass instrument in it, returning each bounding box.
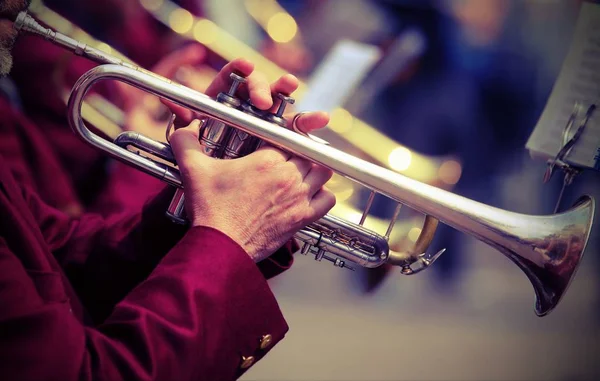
[25,1,424,254]
[16,12,596,317]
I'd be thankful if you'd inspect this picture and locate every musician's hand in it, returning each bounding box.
[169,118,335,262]
[166,57,329,134]
[168,60,334,261]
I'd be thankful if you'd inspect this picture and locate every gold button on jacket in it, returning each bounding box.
[240,356,255,369]
[259,334,273,349]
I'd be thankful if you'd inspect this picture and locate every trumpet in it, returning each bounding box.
[24,0,423,256]
[15,11,595,317]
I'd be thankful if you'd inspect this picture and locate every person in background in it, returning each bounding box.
[6,0,204,215]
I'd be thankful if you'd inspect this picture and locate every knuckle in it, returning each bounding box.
[291,204,312,225]
[275,171,298,192]
[300,181,312,196]
[300,207,318,224]
[315,166,334,182]
[255,150,285,170]
[255,154,279,173]
[323,190,337,208]
[255,160,275,174]
[284,160,304,177]
[285,163,306,185]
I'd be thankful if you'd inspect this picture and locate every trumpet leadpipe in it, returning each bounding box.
[15,12,179,89]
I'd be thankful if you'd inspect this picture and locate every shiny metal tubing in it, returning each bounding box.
[15,12,183,186]
[114,131,176,163]
[17,11,596,316]
[68,63,597,317]
[296,214,389,268]
[14,12,172,81]
[68,63,390,268]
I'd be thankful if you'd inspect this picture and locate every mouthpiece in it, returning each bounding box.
[12,11,115,65]
[12,11,175,80]
[14,12,44,35]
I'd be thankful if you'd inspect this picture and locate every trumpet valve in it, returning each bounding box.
[200,73,249,157]
[300,243,355,271]
[199,119,234,157]
[265,92,295,127]
[221,100,266,159]
[216,73,246,108]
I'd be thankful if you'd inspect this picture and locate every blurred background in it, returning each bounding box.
[8,0,600,380]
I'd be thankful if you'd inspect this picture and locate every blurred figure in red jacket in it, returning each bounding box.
[7,0,213,215]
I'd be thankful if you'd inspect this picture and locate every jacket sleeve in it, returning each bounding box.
[259,239,297,279]
[37,185,294,323]
[0,189,289,380]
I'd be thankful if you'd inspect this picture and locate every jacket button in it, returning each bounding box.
[240,356,255,369]
[259,334,273,349]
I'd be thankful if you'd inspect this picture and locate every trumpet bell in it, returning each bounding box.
[517,195,595,316]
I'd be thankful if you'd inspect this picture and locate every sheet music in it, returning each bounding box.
[344,28,427,115]
[294,39,381,114]
[526,1,600,171]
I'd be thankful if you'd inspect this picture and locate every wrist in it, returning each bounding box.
[190,220,258,261]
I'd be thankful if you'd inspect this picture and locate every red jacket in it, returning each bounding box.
[0,94,296,380]
[0,156,290,380]
[9,37,141,213]
[0,96,296,276]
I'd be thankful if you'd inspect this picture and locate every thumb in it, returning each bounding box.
[169,120,213,170]
[289,111,330,134]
